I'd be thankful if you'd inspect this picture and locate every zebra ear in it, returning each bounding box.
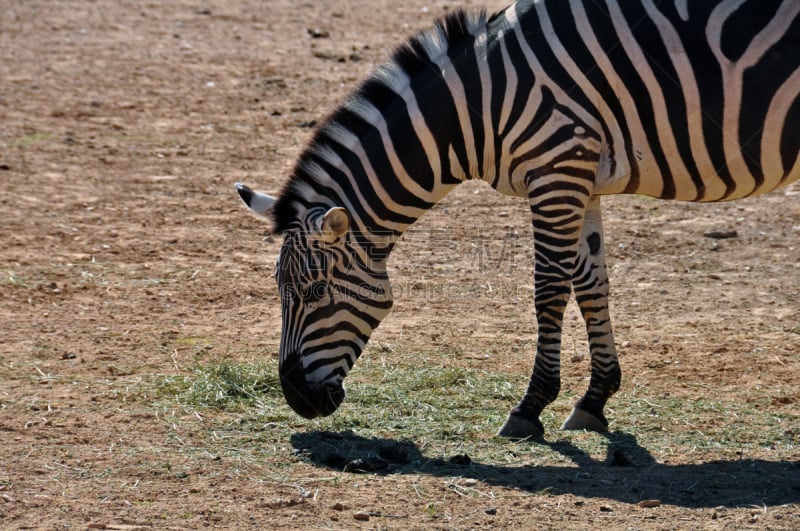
[235,183,276,220]
[319,207,350,243]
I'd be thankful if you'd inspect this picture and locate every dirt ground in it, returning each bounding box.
[1,0,799,529]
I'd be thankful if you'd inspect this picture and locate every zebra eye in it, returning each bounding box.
[301,281,328,304]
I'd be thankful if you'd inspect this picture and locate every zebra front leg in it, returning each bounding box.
[497,272,571,438]
[498,182,589,439]
[561,197,621,432]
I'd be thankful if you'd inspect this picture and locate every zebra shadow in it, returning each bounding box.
[290,430,800,508]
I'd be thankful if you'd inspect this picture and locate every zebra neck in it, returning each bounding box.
[318,12,495,236]
[280,10,498,251]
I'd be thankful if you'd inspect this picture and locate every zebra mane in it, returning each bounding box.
[271,8,489,235]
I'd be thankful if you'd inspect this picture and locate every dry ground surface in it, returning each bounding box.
[1,1,799,529]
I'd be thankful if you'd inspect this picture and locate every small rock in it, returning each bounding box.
[599,505,613,512]
[463,478,478,487]
[298,120,317,129]
[637,499,661,508]
[0,163,9,171]
[353,511,370,521]
[703,229,738,239]
[343,457,388,473]
[485,507,497,515]
[312,50,336,61]
[332,501,346,511]
[307,28,330,39]
[262,76,287,88]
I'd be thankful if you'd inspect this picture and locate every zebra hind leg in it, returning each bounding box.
[561,198,621,432]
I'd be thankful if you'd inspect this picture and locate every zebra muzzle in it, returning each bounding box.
[280,358,345,419]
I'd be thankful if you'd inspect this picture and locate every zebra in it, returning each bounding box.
[235,0,800,439]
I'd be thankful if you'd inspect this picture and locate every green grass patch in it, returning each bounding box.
[12,132,55,147]
[146,355,797,471]
[158,360,281,411]
[5,270,35,289]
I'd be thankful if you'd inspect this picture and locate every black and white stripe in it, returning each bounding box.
[237,0,799,436]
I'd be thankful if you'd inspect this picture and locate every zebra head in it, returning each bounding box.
[235,183,394,419]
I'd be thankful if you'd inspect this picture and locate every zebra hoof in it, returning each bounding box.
[561,407,608,432]
[497,414,544,439]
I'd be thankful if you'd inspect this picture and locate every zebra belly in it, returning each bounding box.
[622,132,800,203]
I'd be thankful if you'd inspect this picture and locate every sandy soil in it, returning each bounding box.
[1,0,798,529]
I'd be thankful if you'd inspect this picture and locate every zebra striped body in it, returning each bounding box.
[236,0,800,437]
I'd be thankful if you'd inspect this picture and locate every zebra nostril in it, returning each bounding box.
[314,381,345,416]
[324,381,345,404]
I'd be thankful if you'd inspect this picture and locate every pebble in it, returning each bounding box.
[599,505,613,512]
[307,28,330,39]
[262,77,287,89]
[332,501,346,511]
[485,507,497,515]
[353,511,370,521]
[343,457,388,473]
[312,50,336,60]
[703,229,738,239]
[637,499,661,508]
